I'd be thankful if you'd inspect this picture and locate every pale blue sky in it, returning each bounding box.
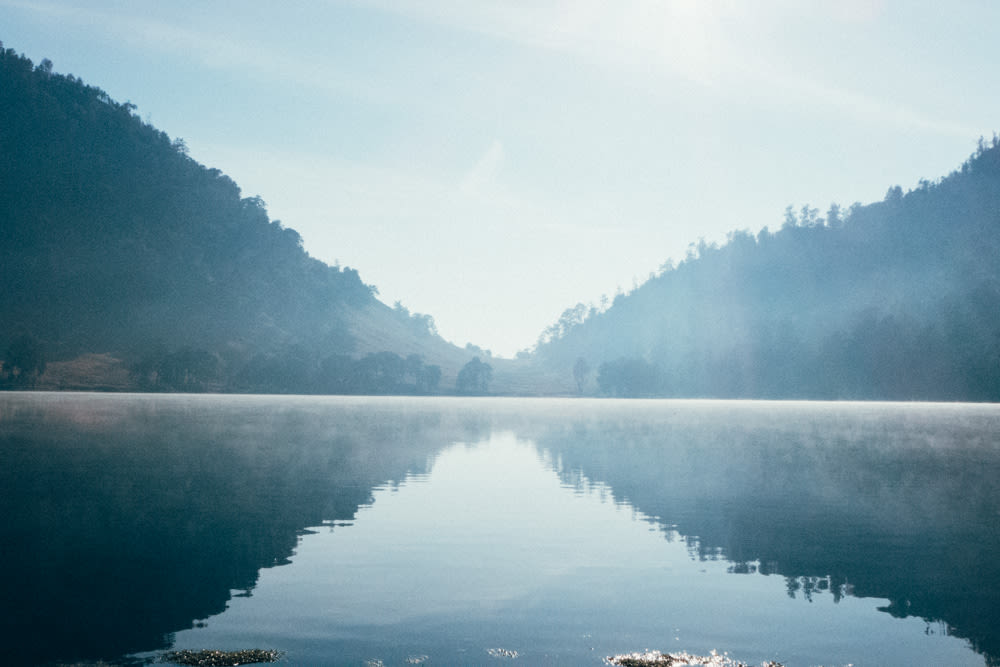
[3,1,998,356]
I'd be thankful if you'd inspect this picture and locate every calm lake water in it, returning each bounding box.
[2,393,999,666]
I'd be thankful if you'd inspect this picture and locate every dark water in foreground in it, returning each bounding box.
[2,393,999,666]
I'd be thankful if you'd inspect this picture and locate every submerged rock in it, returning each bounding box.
[605,650,783,667]
[486,647,520,659]
[159,649,282,666]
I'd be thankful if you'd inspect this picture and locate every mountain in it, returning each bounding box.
[535,138,1000,401]
[0,44,568,394]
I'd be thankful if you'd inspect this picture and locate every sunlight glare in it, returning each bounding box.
[558,0,725,85]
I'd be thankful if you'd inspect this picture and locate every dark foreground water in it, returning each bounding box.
[2,393,999,666]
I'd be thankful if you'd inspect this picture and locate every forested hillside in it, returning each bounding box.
[537,138,1000,401]
[0,45,520,393]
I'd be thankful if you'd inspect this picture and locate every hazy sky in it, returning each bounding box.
[3,1,998,356]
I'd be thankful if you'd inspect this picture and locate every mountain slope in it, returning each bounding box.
[0,46,369,356]
[535,138,1000,401]
[0,45,508,392]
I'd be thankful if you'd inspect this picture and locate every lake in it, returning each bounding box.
[1,393,998,666]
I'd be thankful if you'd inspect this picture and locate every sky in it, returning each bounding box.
[2,1,999,357]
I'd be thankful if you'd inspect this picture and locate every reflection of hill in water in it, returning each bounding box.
[4,397,999,665]
[532,401,1000,665]
[0,394,485,666]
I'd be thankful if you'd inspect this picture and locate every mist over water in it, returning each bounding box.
[1,394,997,666]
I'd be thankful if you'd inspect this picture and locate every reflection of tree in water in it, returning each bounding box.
[782,574,850,604]
[0,395,488,666]
[531,403,1000,666]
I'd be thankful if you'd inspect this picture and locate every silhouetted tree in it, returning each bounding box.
[236,345,312,394]
[404,354,424,386]
[157,347,218,391]
[573,357,590,394]
[596,357,663,397]
[826,202,843,227]
[2,333,46,387]
[130,343,170,390]
[353,351,405,394]
[456,357,492,394]
[315,353,354,394]
[418,364,442,394]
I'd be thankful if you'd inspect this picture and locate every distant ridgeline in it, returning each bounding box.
[0,44,486,394]
[536,137,1000,401]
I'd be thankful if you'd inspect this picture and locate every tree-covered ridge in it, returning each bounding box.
[0,44,492,392]
[538,138,1000,401]
[0,44,381,359]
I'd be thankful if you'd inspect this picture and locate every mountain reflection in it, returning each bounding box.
[531,401,1000,664]
[2,396,998,666]
[0,394,480,666]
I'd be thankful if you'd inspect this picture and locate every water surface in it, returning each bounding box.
[1,394,998,666]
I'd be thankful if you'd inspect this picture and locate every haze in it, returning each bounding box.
[3,0,998,356]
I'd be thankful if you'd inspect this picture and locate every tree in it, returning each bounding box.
[557,303,588,338]
[315,353,354,394]
[782,205,798,229]
[418,364,442,394]
[799,204,820,227]
[885,185,903,202]
[596,357,663,397]
[130,343,169,390]
[157,346,218,391]
[573,357,590,394]
[402,353,441,394]
[456,357,492,395]
[353,351,405,394]
[826,202,843,228]
[235,346,311,394]
[3,333,46,387]
[404,354,424,385]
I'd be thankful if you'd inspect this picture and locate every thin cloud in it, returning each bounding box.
[460,139,506,196]
[344,0,978,139]
[735,57,981,140]
[348,0,731,87]
[0,0,399,108]
[4,1,256,68]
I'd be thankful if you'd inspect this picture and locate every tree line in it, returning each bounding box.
[126,344,496,396]
[128,345,445,395]
[587,290,1000,400]
[1,328,499,395]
